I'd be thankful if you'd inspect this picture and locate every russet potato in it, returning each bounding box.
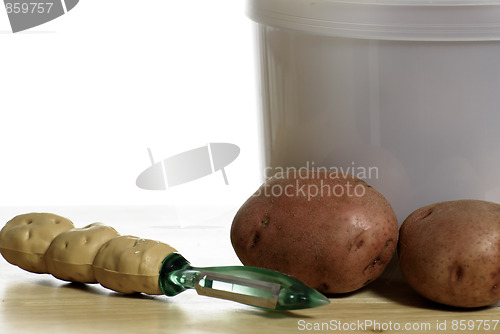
[230,170,399,294]
[398,200,500,308]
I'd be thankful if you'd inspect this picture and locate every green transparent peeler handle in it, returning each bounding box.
[158,253,330,310]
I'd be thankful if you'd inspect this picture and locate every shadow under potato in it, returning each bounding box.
[323,254,499,312]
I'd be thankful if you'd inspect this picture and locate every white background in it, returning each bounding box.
[0,1,261,221]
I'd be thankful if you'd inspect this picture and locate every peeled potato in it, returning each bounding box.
[92,236,177,295]
[45,223,120,283]
[0,213,74,273]
[231,170,399,294]
[398,200,500,308]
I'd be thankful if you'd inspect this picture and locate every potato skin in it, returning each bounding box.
[398,200,500,308]
[230,171,399,294]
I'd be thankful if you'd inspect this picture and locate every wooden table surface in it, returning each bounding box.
[0,207,498,334]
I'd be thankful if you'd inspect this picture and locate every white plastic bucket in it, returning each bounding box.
[248,0,500,221]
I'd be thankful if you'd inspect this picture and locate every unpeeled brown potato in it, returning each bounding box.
[398,200,500,308]
[231,171,399,294]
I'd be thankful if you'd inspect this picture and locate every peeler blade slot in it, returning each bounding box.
[194,271,280,309]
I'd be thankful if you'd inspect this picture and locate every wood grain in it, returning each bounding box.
[0,208,498,334]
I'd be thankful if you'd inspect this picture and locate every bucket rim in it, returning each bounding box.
[247,0,500,41]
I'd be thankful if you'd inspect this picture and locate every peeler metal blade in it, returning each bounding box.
[194,271,281,309]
